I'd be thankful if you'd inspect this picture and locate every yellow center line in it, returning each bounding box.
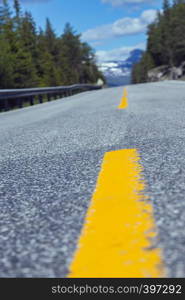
[123,88,128,97]
[118,87,128,109]
[68,149,165,278]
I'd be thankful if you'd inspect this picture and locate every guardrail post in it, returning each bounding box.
[39,95,43,104]
[47,94,51,101]
[18,98,23,109]
[4,98,9,111]
[29,96,34,106]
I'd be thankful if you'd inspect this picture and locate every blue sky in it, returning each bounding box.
[6,0,163,61]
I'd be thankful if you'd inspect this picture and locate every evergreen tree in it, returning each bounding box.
[0,35,14,88]
[45,18,58,57]
[0,0,11,29]
[59,23,82,84]
[132,0,185,83]
[14,0,21,20]
[19,11,38,62]
[0,0,16,88]
[13,46,38,88]
[132,52,154,84]
[0,0,104,89]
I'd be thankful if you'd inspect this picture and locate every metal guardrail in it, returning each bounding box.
[0,84,102,111]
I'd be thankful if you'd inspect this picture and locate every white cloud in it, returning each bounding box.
[82,9,157,42]
[96,42,146,62]
[102,0,154,6]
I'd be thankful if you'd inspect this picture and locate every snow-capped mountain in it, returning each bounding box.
[99,49,143,86]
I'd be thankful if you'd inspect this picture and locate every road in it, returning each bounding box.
[0,81,185,277]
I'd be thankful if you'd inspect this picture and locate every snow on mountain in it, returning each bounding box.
[98,49,143,86]
[99,62,131,77]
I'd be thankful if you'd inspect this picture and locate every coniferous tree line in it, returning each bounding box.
[132,0,185,83]
[0,0,104,89]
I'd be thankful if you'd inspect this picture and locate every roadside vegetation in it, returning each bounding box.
[0,0,104,89]
[132,0,185,83]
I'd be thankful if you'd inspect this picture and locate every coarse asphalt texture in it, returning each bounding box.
[0,81,185,277]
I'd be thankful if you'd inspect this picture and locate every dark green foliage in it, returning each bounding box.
[0,0,104,89]
[132,52,155,84]
[132,0,185,83]
[0,35,14,88]
[58,24,104,85]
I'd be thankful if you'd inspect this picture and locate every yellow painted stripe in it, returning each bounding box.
[118,88,128,109]
[123,88,128,97]
[68,149,165,278]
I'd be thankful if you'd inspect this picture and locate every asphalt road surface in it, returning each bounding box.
[0,81,185,277]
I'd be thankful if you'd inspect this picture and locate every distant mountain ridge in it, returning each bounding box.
[99,49,143,86]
